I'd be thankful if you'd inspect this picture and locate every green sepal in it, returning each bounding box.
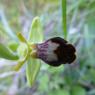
[26,16,43,86]
[0,43,19,60]
[8,41,19,52]
[26,58,41,86]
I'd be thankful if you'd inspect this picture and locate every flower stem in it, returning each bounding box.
[62,0,67,39]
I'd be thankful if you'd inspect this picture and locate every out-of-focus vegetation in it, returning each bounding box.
[0,0,95,95]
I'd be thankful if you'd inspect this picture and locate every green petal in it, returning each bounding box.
[26,17,43,86]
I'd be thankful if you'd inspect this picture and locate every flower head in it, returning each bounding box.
[31,37,76,66]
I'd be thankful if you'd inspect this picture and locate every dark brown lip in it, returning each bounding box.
[32,37,76,67]
[50,37,76,64]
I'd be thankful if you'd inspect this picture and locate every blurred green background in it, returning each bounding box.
[0,0,95,95]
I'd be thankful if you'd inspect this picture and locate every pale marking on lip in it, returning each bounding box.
[46,41,59,62]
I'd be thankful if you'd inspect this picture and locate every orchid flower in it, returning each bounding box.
[0,17,76,87]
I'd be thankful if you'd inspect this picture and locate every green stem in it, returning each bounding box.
[62,0,67,39]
